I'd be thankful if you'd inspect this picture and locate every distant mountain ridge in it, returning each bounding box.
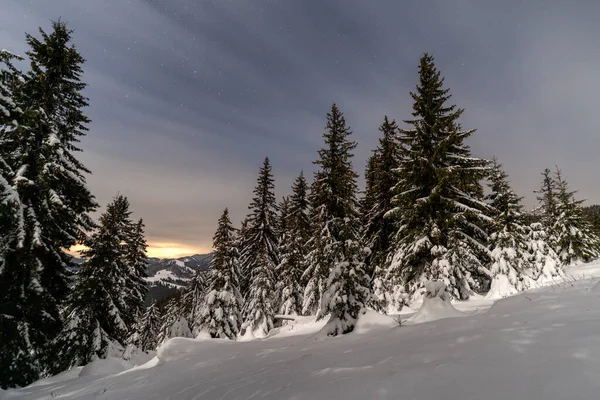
[146,253,212,286]
[71,253,213,304]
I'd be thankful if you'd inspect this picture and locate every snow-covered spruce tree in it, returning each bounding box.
[241,158,279,337]
[274,196,291,311]
[197,208,242,339]
[0,50,22,263]
[364,116,403,313]
[306,104,370,336]
[534,168,558,230]
[360,154,378,235]
[101,195,143,332]
[236,217,251,298]
[157,294,192,345]
[0,49,24,157]
[316,231,371,336]
[288,172,311,251]
[121,217,148,352]
[526,222,562,284]
[277,196,291,242]
[276,172,311,316]
[183,269,208,335]
[134,302,162,352]
[527,224,562,282]
[484,159,532,298]
[302,185,330,316]
[242,250,276,338]
[582,205,600,237]
[0,50,41,390]
[1,23,97,387]
[123,218,149,327]
[51,195,136,373]
[0,51,21,267]
[387,53,491,301]
[551,167,600,265]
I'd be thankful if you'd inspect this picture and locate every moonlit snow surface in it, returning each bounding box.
[4,262,600,400]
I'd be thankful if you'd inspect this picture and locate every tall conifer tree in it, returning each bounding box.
[0,51,21,273]
[388,53,491,300]
[277,173,311,316]
[134,301,162,352]
[302,179,329,315]
[364,116,402,312]
[274,196,291,312]
[535,168,557,230]
[197,208,242,339]
[157,295,192,345]
[277,196,291,243]
[123,218,149,328]
[0,22,97,387]
[485,159,532,298]
[236,217,251,298]
[241,158,279,337]
[361,155,378,232]
[184,269,208,336]
[0,49,40,390]
[288,172,311,245]
[582,205,600,236]
[552,168,600,264]
[52,195,136,373]
[305,104,370,335]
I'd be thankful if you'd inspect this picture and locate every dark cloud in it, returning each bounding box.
[2,0,599,255]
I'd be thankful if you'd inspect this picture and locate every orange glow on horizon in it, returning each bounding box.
[68,242,209,259]
[146,242,209,259]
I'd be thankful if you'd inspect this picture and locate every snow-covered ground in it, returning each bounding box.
[4,261,600,400]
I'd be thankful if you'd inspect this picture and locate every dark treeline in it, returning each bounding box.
[2,23,599,389]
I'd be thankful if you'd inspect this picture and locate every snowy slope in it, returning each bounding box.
[4,261,600,400]
[145,254,212,285]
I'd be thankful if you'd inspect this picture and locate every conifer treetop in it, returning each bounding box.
[313,103,360,221]
[535,168,557,227]
[407,53,464,132]
[25,20,90,148]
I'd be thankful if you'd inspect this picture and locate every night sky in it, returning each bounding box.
[2,0,599,257]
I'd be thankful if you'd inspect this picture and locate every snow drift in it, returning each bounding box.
[408,281,466,324]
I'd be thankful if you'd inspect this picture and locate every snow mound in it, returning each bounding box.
[265,315,328,340]
[119,356,159,374]
[485,275,520,300]
[120,347,156,370]
[353,309,398,334]
[156,337,201,363]
[409,281,465,324]
[79,357,132,378]
[195,329,214,340]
